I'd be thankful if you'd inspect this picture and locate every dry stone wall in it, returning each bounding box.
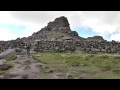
[35,40,120,54]
[0,39,26,53]
[1,38,120,54]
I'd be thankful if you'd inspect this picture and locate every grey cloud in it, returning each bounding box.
[9,11,120,26]
[9,11,73,25]
[100,11,120,25]
[10,11,54,24]
[82,11,120,25]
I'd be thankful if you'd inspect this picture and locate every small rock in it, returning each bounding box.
[0,63,12,70]
[45,68,55,73]
[66,73,73,79]
[0,75,4,79]
[9,73,19,78]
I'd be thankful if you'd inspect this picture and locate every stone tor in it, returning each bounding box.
[0,16,120,54]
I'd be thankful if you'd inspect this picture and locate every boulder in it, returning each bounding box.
[0,49,16,59]
[0,62,12,70]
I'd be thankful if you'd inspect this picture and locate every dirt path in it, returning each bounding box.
[1,54,43,79]
[0,52,65,79]
[0,51,71,79]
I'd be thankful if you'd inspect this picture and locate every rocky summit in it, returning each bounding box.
[31,16,83,42]
[0,16,120,54]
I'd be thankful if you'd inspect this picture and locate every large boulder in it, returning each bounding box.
[0,49,16,59]
[0,63,12,70]
[0,60,12,70]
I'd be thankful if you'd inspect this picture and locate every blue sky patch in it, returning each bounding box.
[74,26,99,38]
[0,24,26,36]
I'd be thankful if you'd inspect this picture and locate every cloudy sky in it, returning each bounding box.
[0,11,120,41]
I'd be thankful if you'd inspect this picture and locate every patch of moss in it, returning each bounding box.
[0,70,6,75]
[51,33,64,40]
[113,69,120,74]
[5,55,17,61]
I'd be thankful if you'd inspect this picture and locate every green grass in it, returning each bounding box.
[16,52,24,55]
[16,49,23,52]
[16,49,24,55]
[51,33,64,40]
[0,70,6,75]
[5,55,17,61]
[25,60,31,65]
[32,52,65,64]
[32,52,120,79]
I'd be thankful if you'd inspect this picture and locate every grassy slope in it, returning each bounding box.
[32,52,120,79]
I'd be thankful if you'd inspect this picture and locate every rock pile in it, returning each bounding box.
[30,16,82,41]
